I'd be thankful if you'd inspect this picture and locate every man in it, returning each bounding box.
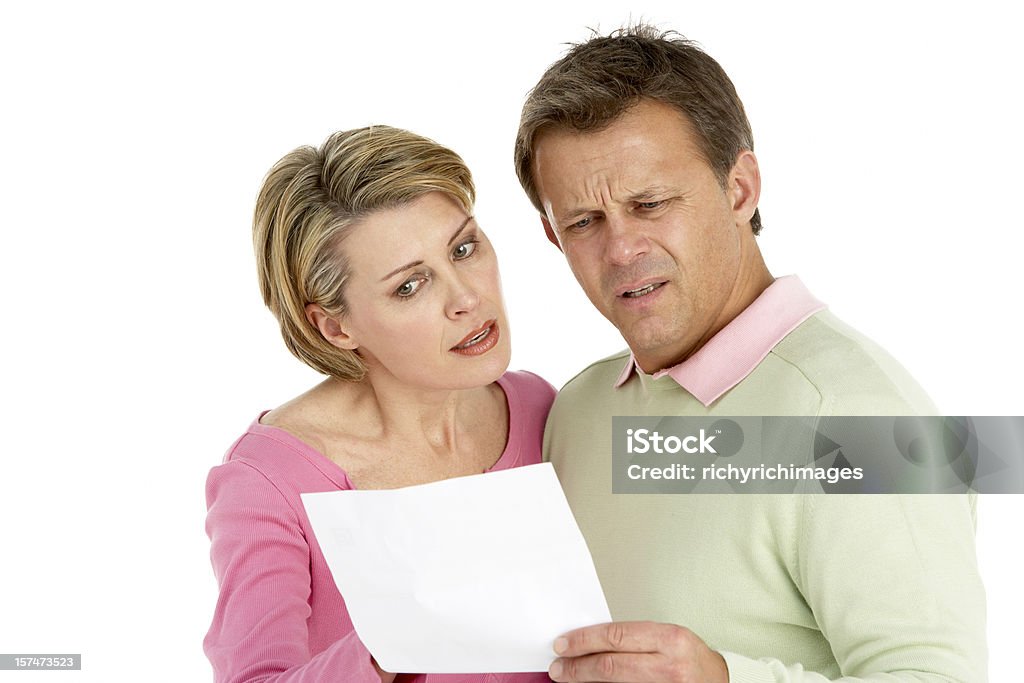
[514,25,986,682]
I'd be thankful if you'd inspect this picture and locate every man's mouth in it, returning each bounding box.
[620,282,666,298]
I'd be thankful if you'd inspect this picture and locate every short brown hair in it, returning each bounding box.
[253,125,475,380]
[515,24,762,234]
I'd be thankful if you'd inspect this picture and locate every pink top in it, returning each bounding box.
[204,371,557,683]
[614,275,826,405]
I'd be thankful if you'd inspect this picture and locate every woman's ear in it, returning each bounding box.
[305,303,358,350]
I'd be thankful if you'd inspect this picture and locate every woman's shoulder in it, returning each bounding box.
[210,397,355,501]
[500,370,557,405]
[499,370,557,427]
[496,371,556,468]
[258,379,341,440]
[499,370,557,397]
[248,380,365,468]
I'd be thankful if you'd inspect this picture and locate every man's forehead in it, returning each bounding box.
[534,103,703,182]
[535,135,701,221]
[535,99,696,147]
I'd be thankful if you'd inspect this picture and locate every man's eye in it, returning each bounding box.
[570,217,593,230]
[453,239,478,260]
[638,200,664,210]
[396,277,425,298]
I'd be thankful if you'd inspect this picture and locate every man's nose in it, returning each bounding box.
[603,214,651,266]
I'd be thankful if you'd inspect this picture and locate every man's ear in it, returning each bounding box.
[541,216,563,252]
[305,303,358,350]
[728,150,761,228]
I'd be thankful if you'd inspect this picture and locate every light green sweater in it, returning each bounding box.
[544,310,986,682]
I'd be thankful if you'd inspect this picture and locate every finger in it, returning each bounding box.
[549,651,668,683]
[555,621,668,657]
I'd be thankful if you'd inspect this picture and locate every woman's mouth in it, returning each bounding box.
[450,320,500,356]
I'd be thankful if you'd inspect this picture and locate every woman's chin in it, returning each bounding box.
[458,347,512,390]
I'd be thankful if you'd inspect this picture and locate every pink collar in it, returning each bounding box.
[613,275,826,406]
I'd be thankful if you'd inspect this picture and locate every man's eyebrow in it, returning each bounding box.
[625,183,681,202]
[630,188,673,201]
[447,216,475,246]
[555,188,676,225]
[556,207,591,226]
[379,216,475,282]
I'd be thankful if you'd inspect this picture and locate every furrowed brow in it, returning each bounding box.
[556,207,593,226]
[630,186,675,201]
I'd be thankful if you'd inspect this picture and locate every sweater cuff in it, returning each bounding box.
[721,651,775,683]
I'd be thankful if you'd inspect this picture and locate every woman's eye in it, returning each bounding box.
[396,277,424,298]
[453,239,478,260]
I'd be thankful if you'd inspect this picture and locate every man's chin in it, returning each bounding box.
[621,332,686,373]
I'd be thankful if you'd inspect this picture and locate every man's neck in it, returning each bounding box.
[636,246,774,374]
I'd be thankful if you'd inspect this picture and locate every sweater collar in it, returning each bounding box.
[613,275,826,406]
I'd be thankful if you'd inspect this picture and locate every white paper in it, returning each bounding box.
[300,462,611,673]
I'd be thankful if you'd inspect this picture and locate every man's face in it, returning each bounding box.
[533,99,757,373]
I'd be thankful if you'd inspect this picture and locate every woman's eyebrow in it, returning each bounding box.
[380,260,423,282]
[379,217,475,282]
[447,216,475,246]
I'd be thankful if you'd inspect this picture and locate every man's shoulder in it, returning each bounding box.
[773,310,908,376]
[772,310,937,415]
[557,348,632,395]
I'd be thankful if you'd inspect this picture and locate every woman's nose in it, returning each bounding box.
[445,275,481,318]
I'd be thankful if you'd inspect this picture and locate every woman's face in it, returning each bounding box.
[336,192,511,391]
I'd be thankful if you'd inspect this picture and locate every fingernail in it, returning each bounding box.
[554,636,569,654]
[549,660,563,679]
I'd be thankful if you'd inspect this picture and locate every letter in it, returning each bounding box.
[632,428,650,454]
[699,429,717,453]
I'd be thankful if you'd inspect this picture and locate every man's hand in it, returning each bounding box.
[548,621,728,683]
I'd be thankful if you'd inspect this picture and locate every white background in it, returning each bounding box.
[1,1,1020,681]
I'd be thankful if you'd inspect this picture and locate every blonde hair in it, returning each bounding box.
[253,125,476,380]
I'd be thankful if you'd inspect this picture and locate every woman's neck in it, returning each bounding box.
[325,365,499,460]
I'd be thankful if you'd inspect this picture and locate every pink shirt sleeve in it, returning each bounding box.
[205,460,382,683]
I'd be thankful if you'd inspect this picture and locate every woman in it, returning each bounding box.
[204,126,556,682]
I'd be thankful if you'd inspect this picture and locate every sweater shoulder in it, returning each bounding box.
[772,311,937,415]
[558,349,631,395]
